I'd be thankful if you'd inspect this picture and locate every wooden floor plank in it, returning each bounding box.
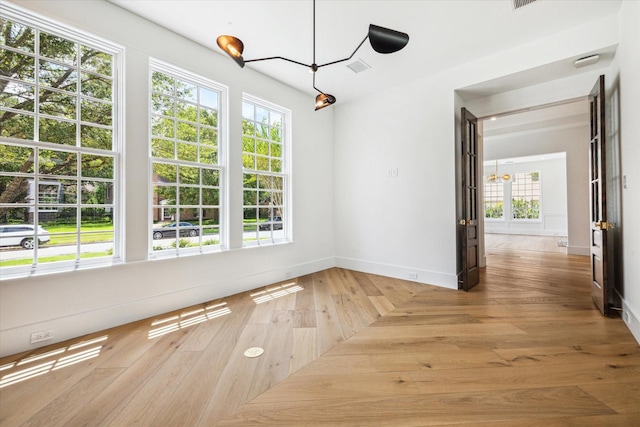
[2,237,639,426]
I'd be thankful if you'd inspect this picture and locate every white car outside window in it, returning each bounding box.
[0,225,51,249]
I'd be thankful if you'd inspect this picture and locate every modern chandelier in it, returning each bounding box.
[216,0,409,110]
[485,160,512,184]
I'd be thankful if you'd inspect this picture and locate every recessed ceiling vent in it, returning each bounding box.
[574,54,600,68]
[512,0,537,10]
[347,59,371,74]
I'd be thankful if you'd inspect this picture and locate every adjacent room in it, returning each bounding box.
[1,0,639,424]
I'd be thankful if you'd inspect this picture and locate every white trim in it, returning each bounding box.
[335,256,458,289]
[621,297,640,346]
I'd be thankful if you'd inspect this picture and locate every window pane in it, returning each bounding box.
[177,121,197,142]
[0,113,34,140]
[153,162,177,183]
[179,186,199,205]
[151,71,174,95]
[176,101,197,123]
[151,138,174,159]
[58,179,78,204]
[200,128,217,146]
[152,93,174,116]
[154,185,176,205]
[81,181,111,204]
[81,154,113,179]
[0,144,34,173]
[200,88,218,109]
[39,149,77,176]
[175,80,196,102]
[81,125,112,150]
[1,20,35,53]
[179,165,199,185]
[39,117,76,145]
[40,89,76,119]
[199,146,217,165]
[177,142,197,162]
[39,60,77,92]
[202,188,219,205]
[151,116,174,138]
[0,80,35,110]
[40,32,76,65]
[202,169,219,186]
[3,50,36,82]
[80,46,112,76]
[81,99,112,125]
[81,72,111,100]
[200,107,217,127]
[243,190,257,206]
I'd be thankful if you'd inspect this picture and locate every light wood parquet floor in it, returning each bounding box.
[1,240,639,426]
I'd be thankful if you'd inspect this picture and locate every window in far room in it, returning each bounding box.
[484,180,504,219]
[149,60,226,256]
[511,172,540,220]
[241,96,290,246]
[0,4,122,277]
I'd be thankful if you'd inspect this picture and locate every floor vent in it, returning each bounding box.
[347,59,371,74]
[513,0,537,10]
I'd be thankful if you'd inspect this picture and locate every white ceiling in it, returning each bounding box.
[483,99,589,137]
[109,0,622,105]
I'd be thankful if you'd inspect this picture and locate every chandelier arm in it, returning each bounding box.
[316,35,369,68]
[244,56,311,68]
[312,72,324,94]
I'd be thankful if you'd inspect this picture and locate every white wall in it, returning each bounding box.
[334,9,619,288]
[483,157,568,238]
[0,0,335,357]
[608,0,640,343]
[483,122,589,254]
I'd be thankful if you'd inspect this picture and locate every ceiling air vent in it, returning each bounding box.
[512,0,537,10]
[347,59,371,74]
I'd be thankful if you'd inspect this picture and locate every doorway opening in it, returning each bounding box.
[478,99,591,267]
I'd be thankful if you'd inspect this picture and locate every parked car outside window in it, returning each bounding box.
[258,216,283,231]
[152,222,199,240]
[0,224,51,249]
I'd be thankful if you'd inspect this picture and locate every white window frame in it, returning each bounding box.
[148,59,228,258]
[241,94,291,247]
[0,2,124,279]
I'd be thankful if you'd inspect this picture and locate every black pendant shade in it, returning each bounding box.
[216,1,409,110]
[368,24,410,54]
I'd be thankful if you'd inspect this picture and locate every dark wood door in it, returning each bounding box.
[589,75,612,315]
[457,108,480,291]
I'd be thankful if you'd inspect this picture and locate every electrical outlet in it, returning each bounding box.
[30,330,53,344]
[408,272,418,280]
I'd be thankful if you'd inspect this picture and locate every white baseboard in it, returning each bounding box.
[567,245,590,256]
[335,257,458,289]
[621,298,640,346]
